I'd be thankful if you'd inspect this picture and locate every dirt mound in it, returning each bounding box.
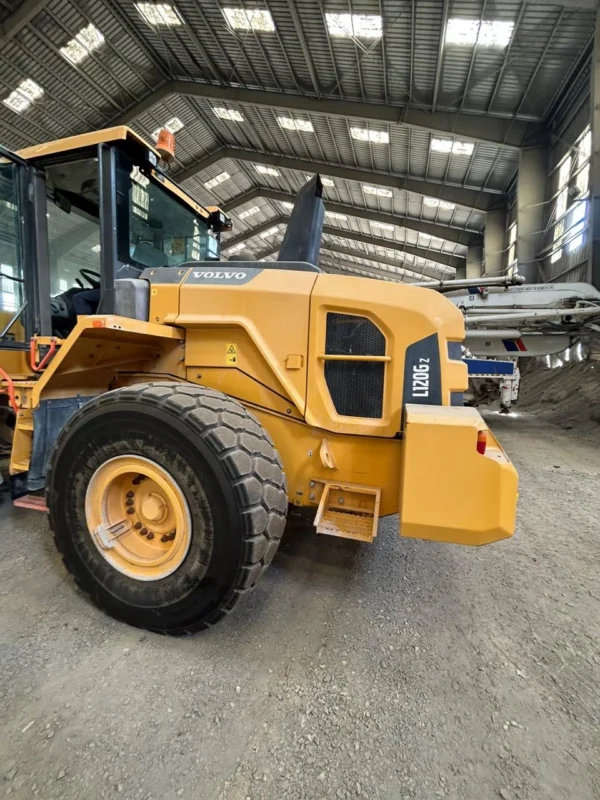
[518,359,600,433]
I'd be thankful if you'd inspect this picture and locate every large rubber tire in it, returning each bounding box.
[47,383,288,634]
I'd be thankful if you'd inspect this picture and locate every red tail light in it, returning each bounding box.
[476,430,487,455]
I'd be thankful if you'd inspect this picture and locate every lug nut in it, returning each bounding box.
[146,532,155,540]
[134,522,142,530]
[141,527,148,535]
[126,491,134,498]
[125,498,134,507]
[168,531,176,541]
[126,507,135,514]
[161,534,169,543]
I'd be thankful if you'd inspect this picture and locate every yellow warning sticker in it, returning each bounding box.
[226,343,237,365]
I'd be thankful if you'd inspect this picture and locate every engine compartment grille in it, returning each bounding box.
[324,314,386,419]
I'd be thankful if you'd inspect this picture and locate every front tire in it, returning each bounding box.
[47,383,287,634]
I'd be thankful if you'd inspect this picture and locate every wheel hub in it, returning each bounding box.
[85,455,191,581]
[140,492,168,524]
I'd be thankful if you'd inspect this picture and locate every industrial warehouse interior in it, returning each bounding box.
[0,1,599,798]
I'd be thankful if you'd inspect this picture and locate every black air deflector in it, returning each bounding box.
[277,174,324,266]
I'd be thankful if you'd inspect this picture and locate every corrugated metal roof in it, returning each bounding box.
[0,0,593,280]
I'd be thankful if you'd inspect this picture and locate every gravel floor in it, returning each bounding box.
[1,413,599,800]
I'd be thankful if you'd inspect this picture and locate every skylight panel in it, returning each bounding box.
[281,201,294,211]
[151,117,184,141]
[431,138,474,156]
[370,221,395,232]
[226,242,246,254]
[363,185,393,198]
[325,211,347,221]
[445,18,514,48]
[204,171,231,190]
[135,3,183,26]
[223,8,275,32]
[260,226,279,238]
[423,197,456,211]
[326,13,382,39]
[3,79,44,113]
[277,116,314,133]
[213,107,244,122]
[305,174,334,187]
[255,165,280,177]
[351,127,389,145]
[60,23,105,65]
[238,206,260,220]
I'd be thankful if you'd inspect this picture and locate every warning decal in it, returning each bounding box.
[226,344,237,365]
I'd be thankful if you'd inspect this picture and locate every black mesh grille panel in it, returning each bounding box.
[324,361,384,418]
[325,313,385,356]
[324,314,385,418]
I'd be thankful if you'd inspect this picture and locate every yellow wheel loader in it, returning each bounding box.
[0,127,518,634]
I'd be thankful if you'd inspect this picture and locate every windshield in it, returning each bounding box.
[118,160,216,270]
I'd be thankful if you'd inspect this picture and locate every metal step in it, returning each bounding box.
[314,482,380,543]
[13,495,49,513]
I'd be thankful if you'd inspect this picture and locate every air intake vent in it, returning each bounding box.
[324,313,385,418]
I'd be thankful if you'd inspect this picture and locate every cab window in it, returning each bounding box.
[45,157,101,295]
[117,159,215,269]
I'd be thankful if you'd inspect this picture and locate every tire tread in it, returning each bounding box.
[47,382,287,634]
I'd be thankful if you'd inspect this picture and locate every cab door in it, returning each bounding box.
[0,146,50,376]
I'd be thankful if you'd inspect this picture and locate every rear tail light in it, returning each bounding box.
[476,430,487,455]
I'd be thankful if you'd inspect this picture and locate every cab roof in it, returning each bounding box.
[17,126,212,221]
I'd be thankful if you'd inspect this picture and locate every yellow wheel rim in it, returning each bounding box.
[85,455,192,581]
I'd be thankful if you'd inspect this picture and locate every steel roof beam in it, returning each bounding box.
[222,216,461,269]
[319,259,410,283]
[320,243,455,277]
[321,226,461,269]
[178,147,501,211]
[118,80,543,148]
[0,0,47,42]
[222,187,482,246]
[255,242,448,279]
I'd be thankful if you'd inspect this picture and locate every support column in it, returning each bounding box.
[588,9,600,289]
[466,245,483,279]
[483,210,506,277]
[517,147,549,283]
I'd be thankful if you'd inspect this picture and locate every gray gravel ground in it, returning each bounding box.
[1,412,599,800]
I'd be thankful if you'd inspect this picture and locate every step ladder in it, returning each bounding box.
[314,482,381,543]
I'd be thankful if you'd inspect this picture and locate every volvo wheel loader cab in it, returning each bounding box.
[0,127,518,634]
